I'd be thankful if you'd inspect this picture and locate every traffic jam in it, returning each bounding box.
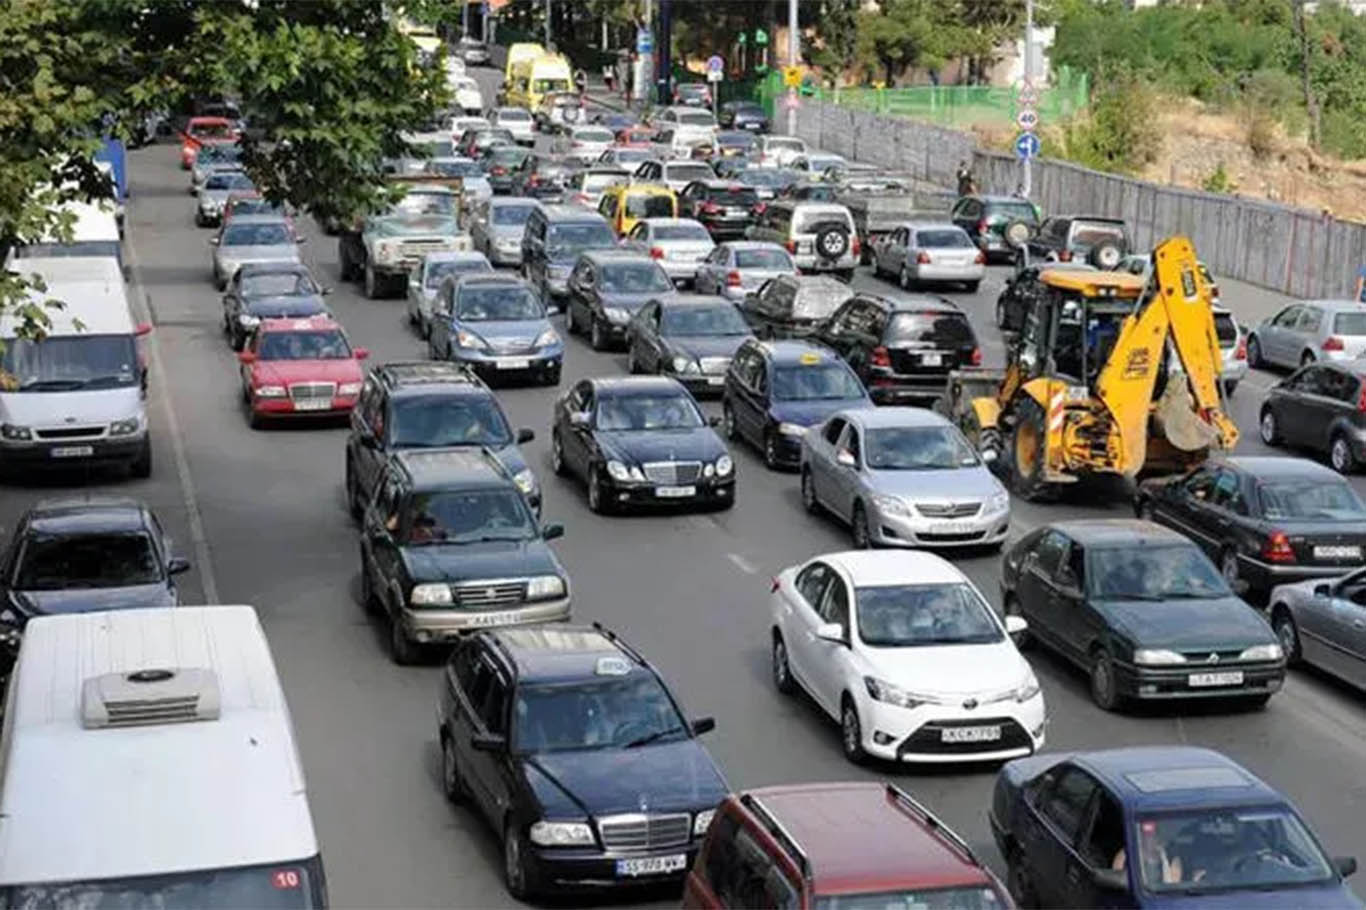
[1,29,1365,910]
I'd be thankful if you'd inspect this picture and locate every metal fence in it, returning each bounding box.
[792,101,975,189]
[814,69,1088,130]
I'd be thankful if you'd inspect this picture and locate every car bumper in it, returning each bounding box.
[452,351,563,380]
[251,396,359,417]
[400,596,570,641]
[1220,359,1249,383]
[860,693,1046,763]
[525,842,702,891]
[911,263,986,283]
[1113,659,1286,700]
[868,505,1011,548]
[0,432,147,468]
[602,476,735,509]
[866,375,951,405]
[198,208,223,224]
[670,373,729,397]
[488,244,524,265]
[795,254,857,273]
[768,429,807,466]
[660,260,704,282]
[488,177,517,194]
[1236,553,1358,591]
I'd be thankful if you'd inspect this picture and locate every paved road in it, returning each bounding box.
[4,65,1364,908]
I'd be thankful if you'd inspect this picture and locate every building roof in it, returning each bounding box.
[1049,518,1190,547]
[1074,746,1280,813]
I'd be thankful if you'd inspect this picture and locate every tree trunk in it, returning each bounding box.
[1293,0,1321,150]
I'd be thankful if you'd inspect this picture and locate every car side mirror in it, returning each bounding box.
[209,237,219,246]
[569,411,591,428]
[1335,856,1358,878]
[835,449,857,468]
[814,622,845,644]
[1091,867,1127,891]
[1005,614,1028,642]
[321,287,333,296]
[690,716,716,736]
[354,347,370,360]
[541,522,564,541]
[516,427,535,444]
[470,731,506,752]
[167,556,192,575]
[237,351,257,364]
[296,236,308,245]
[1315,583,1332,599]
[707,415,721,427]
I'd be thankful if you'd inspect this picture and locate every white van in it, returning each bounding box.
[0,606,327,907]
[7,200,124,276]
[0,256,152,476]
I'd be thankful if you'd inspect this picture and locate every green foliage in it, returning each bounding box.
[1202,162,1237,194]
[1059,70,1162,175]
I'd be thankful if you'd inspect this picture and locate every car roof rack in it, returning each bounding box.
[739,793,811,881]
[885,783,979,865]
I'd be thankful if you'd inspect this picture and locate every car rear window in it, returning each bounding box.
[735,248,792,269]
[1070,221,1126,247]
[1213,312,1238,345]
[665,164,714,182]
[1333,312,1366,335]
[492,204,535,225]
[625,195,675,218]
[677,111,716,126]
[707,187,759,206]
[985,200,1039,222]
[653,223,711,241]
[885,311,975,346]
[916,229,974,248]
[575,128,614,143]
[498,109,531,121]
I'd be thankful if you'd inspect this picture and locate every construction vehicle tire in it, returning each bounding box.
[1008,399,1055,502]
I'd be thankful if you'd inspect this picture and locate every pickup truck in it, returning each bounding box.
[338,176,470,300]
[839,187,954,264]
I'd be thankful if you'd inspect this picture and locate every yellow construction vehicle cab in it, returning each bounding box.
[941,235,1237,500]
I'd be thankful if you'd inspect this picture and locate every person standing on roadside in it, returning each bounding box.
[573,68,588,98]
[956,161,975,198]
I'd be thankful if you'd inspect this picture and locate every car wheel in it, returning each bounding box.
[995,299,1006,328]
[503,823,534,900]
[1331,433,1357,474]
[388,610,419,665]
[851,502,873,549]
[1272,607,1302,665]
[800,468,821,514]
[899,265,910,290]
[590,317,608,351]
[1258,407,1281,445]
[1301,350,1316,367]
[763,430,780,470]
[129,438,152,479]
[441,734,466,803]
[965,280,981,292]
[587,468,611,514]
[1247,334,1264,368]
[364,259,385,300]
[722,403,739,441]
[1089,649,1122,712]
[1224,379,1238,397]
[248,408,265,430]
[771,633,796,695]
[550,430,568,476]
[565,302,579,335]
[1219,547,1241,588]
[346,459,363,521]
[840,697,867,764]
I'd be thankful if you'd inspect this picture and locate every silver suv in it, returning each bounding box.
[747,201,858,280]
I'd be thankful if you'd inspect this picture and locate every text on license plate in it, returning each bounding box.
[50,445,95,458]
[1314,545,1362,559]
[941,725,1001,743]
[466,611,520,627]
[495,358,530,370]
[1189,671,1244,687]
[656,485,696,498]
[616,854,687,877]
[920,353,942,366]
[293,399,331,411]
[930,522,968,534]
[707,376,724,386]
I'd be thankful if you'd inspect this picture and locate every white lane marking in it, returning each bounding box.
[124,223,221,604]
[727,553,759,575]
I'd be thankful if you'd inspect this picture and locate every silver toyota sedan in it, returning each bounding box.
[872,222,985,292]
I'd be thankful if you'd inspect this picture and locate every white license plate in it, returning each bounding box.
[616,854,687,878]
[50,445,95,458]
[941,725,1001,743]
[466,611,519,627]
[495,358,530,370]
[293,399,331,411]
[656,485,696,498]
[1189,671,1244,688]
[1314,545,1361,559]
[920,353,943,366]
[707,376,724,386]
[930,522,967,534]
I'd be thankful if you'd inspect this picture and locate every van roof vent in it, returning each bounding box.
[80,667,221,729]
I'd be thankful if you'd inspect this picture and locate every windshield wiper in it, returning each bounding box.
[458,533,534,544]
[623,725,686,749]
[1106,593,1166,601]
[17,378,85,391]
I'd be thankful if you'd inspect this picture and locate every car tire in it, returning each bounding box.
[1224,379,1238,397]
[441,733,466,803]
[800,468,821,514]
[503,822,535,901]
[1271,606,1302,665]
[565,302,579,335]
[995,298,1007,329]
[1219,547,1241,589]
[965,280,981,292]
[851,502,873,549]
[364,258,388,300]
[899,265,911,290]
[1331,433,1357,474]
[550,430,568,476]
[129,438,152,479]
[1009,398,1055,502]
[771,632,796,695]
[763,430,781,470]
[1258,407,1281,445]
[587,467,611,514]
[248,408,265,430]
[1247,334,1264,368]
[590,317,608,351]
[840,696,868,765]
[388,611,419,665]
[1089,649,1123,712]
[722,402,740,442]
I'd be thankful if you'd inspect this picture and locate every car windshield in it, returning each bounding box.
[582,173,627,193]
[625,195,675,218]
[596,393,703,431]
[0,335,138,391]
[456,286,543,321]
[404,488,535,545]
[1259,480,1366,519]
[488,148,530,166]
[191,122,234,139]
[205,173,253,191]
[242,272,317,297]
[773,364,864,401]
[429,159,483,177]
[865,426,980,470]
[246,299,324,318]
[390,395,511,448]
[985,201,1039,223]
[740,169,795,188]
[497,108,530,121]
[653,223,711,241]
[886,312,975,346]
[735,248,792,269]
[677,111,715,126]
[612,148,651,163]
[548,222,617,256]
[222,222,292,246]
[513,673,687,753]
[600,263,672,293]
[665,164,714,183]
[421,140,454,158]
[718,133,756,148]
[856,583,1002,647]
[392,192,454,217]
[16,533,161,591]
[196,146,239,164]
[1088,545,1229,600]
[3,859,322,909]
[256,330,350,360]
[707,187,759,206]
[1333,312,1366,335]
[1134,809,1333,894]
[662,304,750,336]
[491,204,535,227]
[426,258,491,288]
[816,887,1004,910]
[230,199,282,218]
[917,229,974,248]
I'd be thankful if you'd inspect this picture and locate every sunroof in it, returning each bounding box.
[1126,766,1251,793]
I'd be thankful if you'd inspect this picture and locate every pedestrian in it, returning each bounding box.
[956,161,974,198]
[573,68,588,97]
[602,61,615,92]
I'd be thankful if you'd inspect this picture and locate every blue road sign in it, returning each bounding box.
[707,55,724,74]
[637,28,653,53]
[1015,132,1041,160]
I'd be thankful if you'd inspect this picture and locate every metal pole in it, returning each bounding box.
[786,0,798,137]
[462,0,470,39]
[544,0,551,48]
[1022,0,1033,197]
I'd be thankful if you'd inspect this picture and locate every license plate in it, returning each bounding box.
[495,358,530,370]
[920,353,942,367]
[656,485,695,498]
[707,376,724,386]
[941,725,1001,743]
[1314,545,1361,559]
[1189,671,1244,687]
[293,399,331,411]
[616,854,687,878]
[467,611,519,627]
[930,522,967,534]
[50,445,95,458]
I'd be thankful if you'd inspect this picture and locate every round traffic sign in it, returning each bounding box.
[1016,108,1039,131]
[707,55,724,73]
[1014,132,1041,160]
[1017,89,1039,107]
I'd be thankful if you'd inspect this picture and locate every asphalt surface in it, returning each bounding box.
[4,61,1365,908]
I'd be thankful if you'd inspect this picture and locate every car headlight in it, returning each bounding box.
[410,583,454,606]
[604,307,630,324]
[715,455,733,476]
[455,329,488,350]
[863,676,939,709]
[534,328,560,347]
[672,355,700,373]
[339,382,363,396]
[1,423,33,441]
[777,422,807,436]
[254,385,287,398]
[1133,648,1187,666]
[871,494,911,517]
[1239,643,1284,661]
[527,575,566,599]
[529,820,595,847]
[1014,672,1041,703]
[988,487,1011,512]
[693,809,716,837]
[109,417,141,436]
[238,314,261,327]
[513,468,538,494]
[605,459,645,482]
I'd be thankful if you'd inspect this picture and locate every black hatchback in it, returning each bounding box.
[1259,361,1366,474]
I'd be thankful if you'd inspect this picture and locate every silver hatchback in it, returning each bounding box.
[1249,300,1366,370]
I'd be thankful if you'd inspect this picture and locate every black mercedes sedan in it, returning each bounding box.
[625,295,754,397]
[1000,519,1285,712]
[550,377,734,513]
[221,260,329,350]
[1136,456,1366,596]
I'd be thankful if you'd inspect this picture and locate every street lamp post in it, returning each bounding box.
[1022,0,1034,198]
[786,0,798,137]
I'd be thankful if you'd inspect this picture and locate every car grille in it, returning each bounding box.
[915,501,981,518]
[289,382,336,401]
[399,239,449,263]
[35,426,104,440]
[1178,648,1249,663]
[699,357,731,375]
[452,581,528,608]
[489,337,538,354]
[597,813,692,851]
[642,461,702,485]
[899,717,1031,756]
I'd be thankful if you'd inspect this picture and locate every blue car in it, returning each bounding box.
[991,746,1360,908]
[720,338,872,470]
[428,273,563,386]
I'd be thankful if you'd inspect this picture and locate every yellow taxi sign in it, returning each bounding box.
[783,65,802,88]
[798,351,823,365]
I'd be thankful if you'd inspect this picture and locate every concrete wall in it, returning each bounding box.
[794,100,1366,300]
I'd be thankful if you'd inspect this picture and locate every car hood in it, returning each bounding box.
[0,387,142,426]
[860,640,1029,697]
[402,538,560,584]
[244,294,327,318]
[596,428,727,465]
[523,739,727,816]
[199,188,236,204]
[869,465,1002,500]
[458,318,552,345]
[373,215,459,237]
[252,359,364,386]
[769,399,868,427]
[667,335,749,360]
[1137,884,1360,910]
[1093,597,1275,651]
[12,584,174,617]
[218,245,299,263]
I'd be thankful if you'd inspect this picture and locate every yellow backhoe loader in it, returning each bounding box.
[940,234,1238,500]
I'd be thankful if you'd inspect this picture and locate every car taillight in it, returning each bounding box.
[753,202,768,215]
[491,166,506,175]
[974,250,986,265]
[1058,250,1073,262]
[726,270,742,287]
[1262,532,1296,563]
[1357,383,1366,413]
[1323,335,1345,352]
[1235,336,1247,360]
[871,346,891,368]
[784,240,796,253]
[650,246,665,259]
[970,346,982,366]
[916,251,931,265]
[851,236,861,256]
[977,218,988,234]
[701,201,721,214]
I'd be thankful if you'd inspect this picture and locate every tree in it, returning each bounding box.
[0,0,446,367]
[808,0,860,85]
[853,0,970,87]
[957,0,1026,84]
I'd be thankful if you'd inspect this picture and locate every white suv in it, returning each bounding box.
[748,201,860,279]
[769,549,1046,764]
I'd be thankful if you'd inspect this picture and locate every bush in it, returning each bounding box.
[1061,71,1163,175]
[1202,162,1237,194]
[1247,113,1278,160]
[1322,108,1366,160]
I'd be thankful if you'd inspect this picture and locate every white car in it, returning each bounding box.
[558,125,615,164]
[623,218,716,285]
[650,126,716,161]
[447,114,491,142]
[791,153,848,174]
[631,159,716,195]
[769,549,1045,764]
[489,106,535,145]
[757,135,808,167]
[450,75,484,115]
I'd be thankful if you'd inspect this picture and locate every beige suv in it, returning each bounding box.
[747,201,858,280]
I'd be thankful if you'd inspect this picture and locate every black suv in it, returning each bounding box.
[346,362,538,521]
[436,623,727,899]
[677,180,761,240]
[521,203,618,311]
[358,448,570,664]
[1023,214,1129,268]
[949,194,1041,262]
[812,292,980,404]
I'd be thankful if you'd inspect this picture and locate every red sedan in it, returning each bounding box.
[179,116,238,169]
[236,316,369,427]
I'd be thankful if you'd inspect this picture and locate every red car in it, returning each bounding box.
[236,316,369,427]
[614,126,653,147]
[179,116,238,169]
